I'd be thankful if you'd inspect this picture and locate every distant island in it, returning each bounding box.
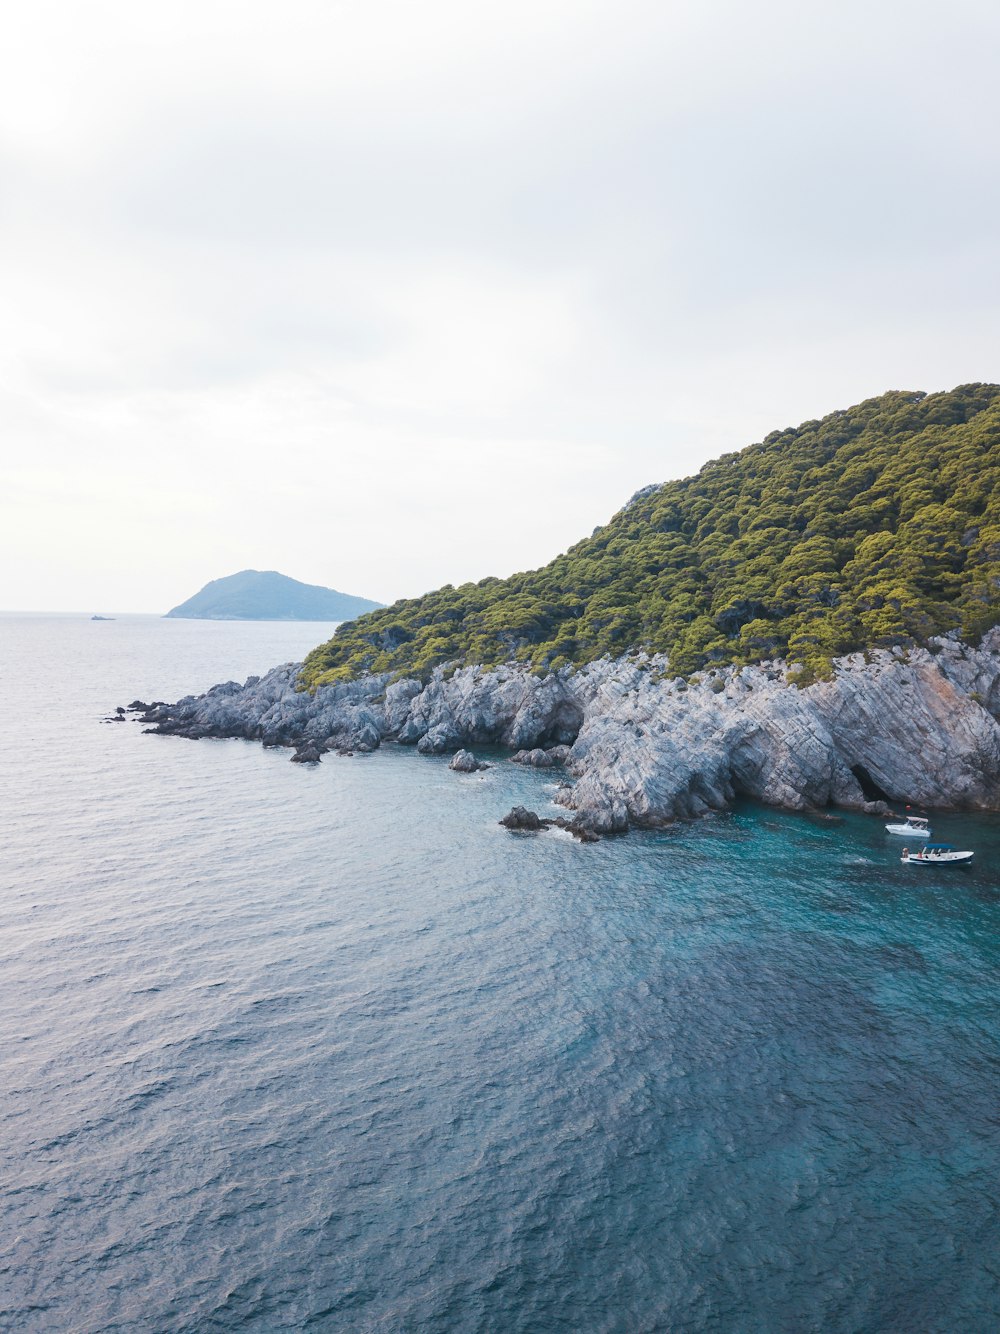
[165,570,383,622]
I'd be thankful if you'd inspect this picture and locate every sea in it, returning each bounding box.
[1,613,999,1333]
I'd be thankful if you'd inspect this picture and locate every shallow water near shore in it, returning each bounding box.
[2,614,999,1332]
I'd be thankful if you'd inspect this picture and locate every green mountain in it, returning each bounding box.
[166,570,383,622]
[302,384,1000,688]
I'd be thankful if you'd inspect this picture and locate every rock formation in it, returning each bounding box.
[510,745,570,767]
[499,807,601,843]
[449,749,490,772]
[140,628,1000,833]
[291,742,323,763]
[499,806,545,831]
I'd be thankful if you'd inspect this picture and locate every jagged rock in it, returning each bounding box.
[417,724,461,755]
[383,679,422,731]
[510,747,553,767]
[449,749,489,773]
[549,816,601,843]
[291,743,323,763]
[499,806,545,830]
[139,626,1000,831]
[497,807,599,843]
[127,700,148,711]
[511,744,571,767]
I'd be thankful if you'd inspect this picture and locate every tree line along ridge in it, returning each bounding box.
[301,383,1000,690]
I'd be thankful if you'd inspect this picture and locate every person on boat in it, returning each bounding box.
[902,848,909,860]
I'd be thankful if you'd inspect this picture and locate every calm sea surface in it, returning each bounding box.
[1,614,999,1333]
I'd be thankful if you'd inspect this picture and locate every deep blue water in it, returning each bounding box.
[1,614,999,1333]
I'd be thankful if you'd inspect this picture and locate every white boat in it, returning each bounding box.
[901,844,974,866]
[885,815,931,837]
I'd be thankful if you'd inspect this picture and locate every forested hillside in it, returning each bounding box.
[303,384,1000,687]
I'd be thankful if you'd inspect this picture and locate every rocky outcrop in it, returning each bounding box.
[499,806,600,843]
[499,805,545,830]
[449,749,490,773]
[291,742,323,763]
[510,745,570,767]
[141,629,1000,833]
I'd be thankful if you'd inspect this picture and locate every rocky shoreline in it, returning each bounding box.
[134,628,1000,834]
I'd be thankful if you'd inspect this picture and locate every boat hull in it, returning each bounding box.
[901,852,974,866]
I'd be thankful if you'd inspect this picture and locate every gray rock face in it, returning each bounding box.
[143,628,1000,833]
[510,744,571,768]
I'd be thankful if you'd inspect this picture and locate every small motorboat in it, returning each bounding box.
[901,844,974,866]
[886,814,931,837]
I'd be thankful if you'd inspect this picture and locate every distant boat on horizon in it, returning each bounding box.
[91,615,116,621]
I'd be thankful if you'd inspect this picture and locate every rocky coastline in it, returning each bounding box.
[136,628,1000,834]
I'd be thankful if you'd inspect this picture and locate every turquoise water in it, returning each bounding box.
[1,615,999,1332]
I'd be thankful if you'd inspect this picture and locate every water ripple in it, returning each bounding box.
[1,616,999,1331]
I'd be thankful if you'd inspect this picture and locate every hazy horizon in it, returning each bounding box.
[4,377,997,616]
[3,1,998,613]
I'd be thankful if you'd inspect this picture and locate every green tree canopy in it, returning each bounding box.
[302,384,1000,688]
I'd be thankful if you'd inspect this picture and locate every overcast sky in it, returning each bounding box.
[2,0,998,612]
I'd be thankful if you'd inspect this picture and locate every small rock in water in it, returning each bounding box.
[499,806,545,831]
[450,749,489,773]
[291,743,323,764]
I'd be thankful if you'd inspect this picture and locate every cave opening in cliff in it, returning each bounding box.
[851,764,892,803]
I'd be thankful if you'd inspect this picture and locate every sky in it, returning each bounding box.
[1,0,998,613]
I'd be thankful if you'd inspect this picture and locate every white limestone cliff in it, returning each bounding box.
[140,629,1000,833]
